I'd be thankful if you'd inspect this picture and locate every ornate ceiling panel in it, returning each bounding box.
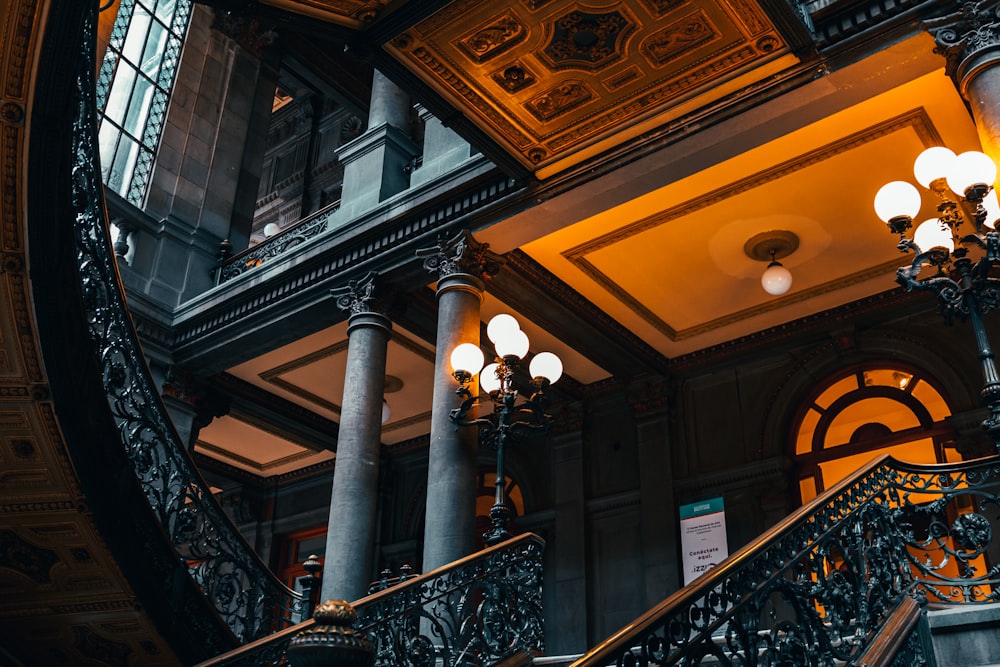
[384,0,798,175]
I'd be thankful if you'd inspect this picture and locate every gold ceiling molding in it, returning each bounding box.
[564,107,942,258]
[195,439,319,472]
[562,108,943,341]
[258,330,433,417]
[382,409,432,433]
[260,339,350,415]
[385,0,792,173]
[231,407,330,451]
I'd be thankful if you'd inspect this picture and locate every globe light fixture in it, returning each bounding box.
[449,313,562,544]
[874,145,1000,450]
[744,230,799,296]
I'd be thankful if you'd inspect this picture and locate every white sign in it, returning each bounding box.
[680,497,728,585]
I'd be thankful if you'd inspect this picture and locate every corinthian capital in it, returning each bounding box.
[416,230,505,282]
[332,272,391,318]
[926,0,1000,83]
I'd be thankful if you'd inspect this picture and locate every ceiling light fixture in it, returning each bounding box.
[874,145,1000,451]
[744,230,799,296]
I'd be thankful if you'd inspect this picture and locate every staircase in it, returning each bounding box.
[17,3,1000,667]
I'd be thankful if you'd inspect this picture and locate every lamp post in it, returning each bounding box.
[448,314,563,545]
[874,146,1000,451]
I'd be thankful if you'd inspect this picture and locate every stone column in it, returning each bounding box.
[628,375,680,604]
[335,70,418,221]
[416,231,503,570]
[548,402,588,655]
[927,0,1000,167]
[321,273,393,603]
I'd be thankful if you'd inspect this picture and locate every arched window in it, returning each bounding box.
[793,364,960,504]
[96,0,192,205]
[475,468,525,549]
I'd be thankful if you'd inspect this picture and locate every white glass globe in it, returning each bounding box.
[486,314,520,344]
[494,328,529,359]
[761,262,792,296]
[946,151,997,198]
[263,222,281,237]
[529,352,563,384]
[913,146,956,188]
[874,181,921,223]
[479,363,501,393]
[984,190,1000,229]
[913,218,954,253]
[450,343,484,377]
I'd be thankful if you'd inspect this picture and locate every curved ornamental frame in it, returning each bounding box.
[65,3,304,644]
[568,454,1000,667]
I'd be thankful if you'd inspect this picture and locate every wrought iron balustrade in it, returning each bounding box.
[216,202,341,284]
[69,2,304,644]
[570,454,1000,667]
[197,533,546,667]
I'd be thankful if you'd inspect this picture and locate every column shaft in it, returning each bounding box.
[422,274,483,570]
[322,292,392,602]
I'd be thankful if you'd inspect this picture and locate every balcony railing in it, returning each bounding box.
[215,201,341,284]
[569,454,1000,667]
[197,533,547,667]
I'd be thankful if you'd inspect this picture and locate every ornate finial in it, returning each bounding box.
[332,272,391,317]
[416,230,505,282]
[302,554,323,577]
[925,0,1000,83]
[287,600,375,667]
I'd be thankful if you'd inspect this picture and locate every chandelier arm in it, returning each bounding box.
[448,384,499,431]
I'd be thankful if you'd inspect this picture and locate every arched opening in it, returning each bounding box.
[475,467,525,550]
[793,363,961,504]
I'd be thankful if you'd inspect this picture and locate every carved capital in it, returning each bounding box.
[416,231,504,283]
[212,11,277,58]
[332,272,392,318]
[925,0,1000,87]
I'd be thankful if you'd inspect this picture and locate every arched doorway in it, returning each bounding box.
[793,363,961,504]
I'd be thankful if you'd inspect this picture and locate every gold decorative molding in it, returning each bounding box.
[562,108,944,341]
[384,0,794,173]
[195,439,320,472]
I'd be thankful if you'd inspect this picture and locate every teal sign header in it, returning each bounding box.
[680,497,724,520]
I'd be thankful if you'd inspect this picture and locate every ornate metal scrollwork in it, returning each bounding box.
[71,3,303,643]
[217,204,340,284]
[208,534,546,667]
[571,456,1000,667]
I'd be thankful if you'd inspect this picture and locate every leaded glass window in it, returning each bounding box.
[96,0,192,205]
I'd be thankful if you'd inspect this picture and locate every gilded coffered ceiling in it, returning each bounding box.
[383,0,800,175]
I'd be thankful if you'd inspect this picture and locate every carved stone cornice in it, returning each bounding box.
[416,230,504,283]
[925,0,1000,90]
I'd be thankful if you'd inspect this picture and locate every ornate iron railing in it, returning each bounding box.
[70,2,304,643]
[216,201,341,284]
[571,454,1000,667]
[197,533,546,667]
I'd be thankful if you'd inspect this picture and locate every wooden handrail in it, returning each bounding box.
[569,454,898,667]
[194,532,546,667]
[854,596,923,667]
